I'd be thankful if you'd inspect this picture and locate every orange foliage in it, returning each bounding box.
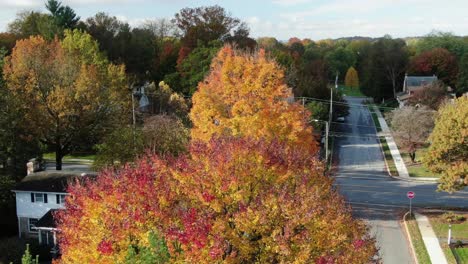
[190,46,318,154]
[56,137,376,263]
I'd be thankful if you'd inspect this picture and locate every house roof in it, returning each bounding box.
[405,76,437,87]
[36,209,61,228]
[13,171,96,193]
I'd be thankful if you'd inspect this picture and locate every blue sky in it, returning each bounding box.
[0,0,467,40]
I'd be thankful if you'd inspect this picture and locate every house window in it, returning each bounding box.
[29,218,38,233]
[31,193,48,203]
[56,194,66,204]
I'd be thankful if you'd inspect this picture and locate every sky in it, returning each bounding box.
[0,0,467,40]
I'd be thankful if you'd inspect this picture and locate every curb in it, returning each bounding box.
[403,212,419,264]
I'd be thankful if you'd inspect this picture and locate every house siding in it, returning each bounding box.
[15,191,66,219]
[14,191,66,238]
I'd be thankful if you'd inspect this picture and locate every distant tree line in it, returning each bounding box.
[1,1,468,174]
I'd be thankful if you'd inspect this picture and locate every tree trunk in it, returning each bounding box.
[55,144,62,170]
[409,152,416,163]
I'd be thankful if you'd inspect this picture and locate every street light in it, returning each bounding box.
[310,119,329,162]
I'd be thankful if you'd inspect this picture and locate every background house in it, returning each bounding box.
[396,74,438,107]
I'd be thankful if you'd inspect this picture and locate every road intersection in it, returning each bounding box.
[333,97,468,263]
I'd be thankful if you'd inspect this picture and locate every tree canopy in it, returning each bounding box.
[425,96,468,193]
[3,30,129,170]
[190,46,317,154]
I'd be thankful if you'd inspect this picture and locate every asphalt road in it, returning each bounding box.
[333,97,468,264]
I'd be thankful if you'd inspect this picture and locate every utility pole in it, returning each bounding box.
[327,72,338,161]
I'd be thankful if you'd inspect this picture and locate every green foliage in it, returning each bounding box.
[414,31,468,59]
[324,47,356,77]
[21,244,39,264]
[124,232,170,264]
[94,127,144,169]
[46,0,80,29]
[0,175,15,207]
[442,212,466,223]
[177,41,221,95]
[7,11,61,40]
[306,101,328,131]
[456,53,468,94]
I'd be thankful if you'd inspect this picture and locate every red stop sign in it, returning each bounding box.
[407,191,415,199]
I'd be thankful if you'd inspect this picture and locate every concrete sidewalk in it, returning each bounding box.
[414,212,448,264]
[372,106,410,179]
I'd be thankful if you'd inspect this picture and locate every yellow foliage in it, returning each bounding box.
[345,66,359,89]
[190,46,317,154]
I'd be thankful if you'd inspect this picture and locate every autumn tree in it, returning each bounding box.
[93,127,144,170]
[3,30,129,170]
[425,96,468,193]
[57,137,376,263]
[142,115,189,156]
[391,106,434,163]
[408,48,458,87]
[190,46,317,154]
[172,5,241,48]
[345,66,359,89]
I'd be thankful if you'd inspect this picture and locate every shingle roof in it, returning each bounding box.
[36,209,61,228]
[13,171,96,193]
[406,76,437,87]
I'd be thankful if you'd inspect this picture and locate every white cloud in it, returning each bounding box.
[272,0,311,6]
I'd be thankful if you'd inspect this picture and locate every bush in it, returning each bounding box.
[0,237,51,264]
[443,212,466,223]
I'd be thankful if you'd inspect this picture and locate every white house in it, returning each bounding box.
[12,171,95,248]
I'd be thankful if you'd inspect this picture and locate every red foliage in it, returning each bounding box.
[176,46,192,71]
[56,137,376,262]
[409,48,458,86]
[97,240,114,255]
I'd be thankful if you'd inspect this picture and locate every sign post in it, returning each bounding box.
[407,191,415,216]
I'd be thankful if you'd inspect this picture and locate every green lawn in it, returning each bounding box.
[406,214,432,264]
[380,138,398,176]
[43,152,96,163]
[338,85,365,97]
[401,149,441,178]
[367,104,382,132]
[453,248,468,264]
[428,213,468,264]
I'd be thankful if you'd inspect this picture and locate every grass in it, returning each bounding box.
[453,248,468,263]
[367,104,382,132]
[405,214,432,264]
[401,149,441,178]
[43,152,96,163]
[428,212,468,264]
[379,138,399,176]
[338,85,365,97]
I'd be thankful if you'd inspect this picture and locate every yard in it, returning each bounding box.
[400,148,441,178]
[428,212,468,264]
[43,152,95,165]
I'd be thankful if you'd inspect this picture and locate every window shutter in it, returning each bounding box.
[56,194,59,204]
[44,194,48,203]
[31,193,35,203]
